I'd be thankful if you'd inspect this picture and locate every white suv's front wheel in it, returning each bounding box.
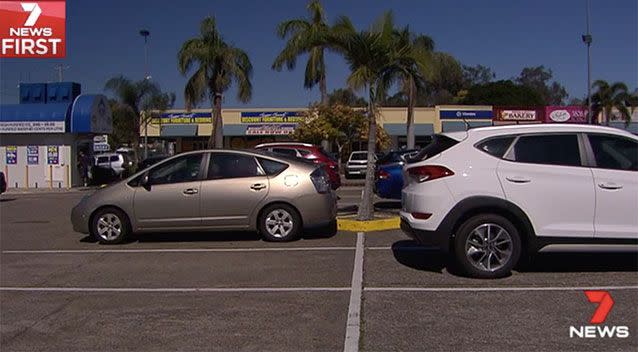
[453,214,521,279]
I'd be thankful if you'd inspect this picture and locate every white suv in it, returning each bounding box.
[400,124,638,278]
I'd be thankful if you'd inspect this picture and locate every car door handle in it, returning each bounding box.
[183,188,198,195]
[598,183,623,190]
[505,176,531,184]
[250,183,267,191]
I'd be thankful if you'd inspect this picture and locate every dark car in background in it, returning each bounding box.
[374,149,420,199]
[254,142,341,189]
[0,171,6,194]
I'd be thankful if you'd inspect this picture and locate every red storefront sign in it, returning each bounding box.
[545,106,588,123]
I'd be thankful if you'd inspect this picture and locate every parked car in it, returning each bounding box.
[401,124,638,279]
[94,153,133,177]
[345,151,377,179]
[0,171,6,194]
[71,149,337,244]
[254,142,341,189]
[374,149,419,199]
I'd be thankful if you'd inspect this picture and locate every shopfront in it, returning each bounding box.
[493,106,544,125]
[437,105,493,132]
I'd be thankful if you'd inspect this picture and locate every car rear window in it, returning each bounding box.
[96,156,109,163]
[351,152,367,160]
[258,158,289,176]
[475,137,515,158]
[272,148,298,157]
[408,135,459,163]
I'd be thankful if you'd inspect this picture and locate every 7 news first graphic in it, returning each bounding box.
[569,291,630,339]
[0,1,66,58]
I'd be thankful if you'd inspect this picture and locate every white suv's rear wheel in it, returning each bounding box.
[453,214,521,279]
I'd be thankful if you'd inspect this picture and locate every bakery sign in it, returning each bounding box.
[245,124,296,135]
[501,110,537,121]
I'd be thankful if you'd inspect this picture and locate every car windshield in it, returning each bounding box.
[350,152,368,160]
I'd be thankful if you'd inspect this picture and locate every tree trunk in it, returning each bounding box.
[406,78,416,149]
[210,93,224,149]
[319,73,328,106]
[357,85,377,221]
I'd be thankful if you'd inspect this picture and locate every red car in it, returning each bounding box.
[254,142,341,190]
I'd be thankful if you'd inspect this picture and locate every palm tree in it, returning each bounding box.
[333,12,423,220]
[591,80,631,125]
[178,17,253,148]
[104,76,165,161]
[272,0,332,104]
[394,28,433,149]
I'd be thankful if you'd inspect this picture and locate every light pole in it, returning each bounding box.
[140,29,150,159]
[582,0,593,124]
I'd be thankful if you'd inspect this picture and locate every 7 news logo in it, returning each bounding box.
[0,1,66,58]
[569,290,630,338]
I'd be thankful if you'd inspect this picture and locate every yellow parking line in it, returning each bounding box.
[337,217,400,232]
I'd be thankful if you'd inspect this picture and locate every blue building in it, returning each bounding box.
[0,82,112,188]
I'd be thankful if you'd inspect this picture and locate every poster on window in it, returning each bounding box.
[47,146,59,164]
[5,146,17,164]
[27,145,39,165]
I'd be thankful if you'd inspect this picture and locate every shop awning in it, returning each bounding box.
[160,124,197,137]
[383,123,434,136]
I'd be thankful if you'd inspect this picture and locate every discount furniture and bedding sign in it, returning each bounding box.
[0,1,66,58]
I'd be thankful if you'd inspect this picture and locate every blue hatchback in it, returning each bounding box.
[374,150,419,199]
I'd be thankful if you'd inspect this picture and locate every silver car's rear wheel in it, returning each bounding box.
[265,209,294,238]
[259,204,301,242]
[91,208,129,244]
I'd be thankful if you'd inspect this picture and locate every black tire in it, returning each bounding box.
[90,207,130,245]
[258,204,301,242]
[453,214,521,279]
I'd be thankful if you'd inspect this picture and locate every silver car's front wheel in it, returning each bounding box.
[259,204,300,242]
[91,208,129,244]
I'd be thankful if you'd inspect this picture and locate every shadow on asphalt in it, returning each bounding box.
[374,201,401,209]
[391,240,638,275]
[79,223,338,244]
[0,198,16,203]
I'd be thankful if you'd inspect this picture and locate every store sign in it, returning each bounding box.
[245,124,296,135]
[545,106,588,123]
[5,146,17,164]
[151,112,212,124]
[93,143,110,152]
[47,146,59,164]
[440,110,493,119]
[501,110,537,121]
[0,120,65,133]
[27,145,39,164]
[0,1,66,58]
[241,111,304,124]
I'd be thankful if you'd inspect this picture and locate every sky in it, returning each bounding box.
[0,0,636,108]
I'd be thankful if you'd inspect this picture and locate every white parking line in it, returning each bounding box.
[343,232,364,352]
[2,247,356,254]
[365,286,638,292]
[0,287,351,293]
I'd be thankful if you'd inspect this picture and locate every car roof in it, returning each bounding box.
[441,123,638,141]
[254,142,316,148]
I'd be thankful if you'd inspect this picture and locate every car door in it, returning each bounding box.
[496,133,596,238]
[586,133,638,239]
[133,153,205,230]
[199,152,270,228]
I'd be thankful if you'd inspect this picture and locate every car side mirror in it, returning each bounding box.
[141,174,151,191]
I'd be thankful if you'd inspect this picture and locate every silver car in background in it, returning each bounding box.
[71,150,337,244]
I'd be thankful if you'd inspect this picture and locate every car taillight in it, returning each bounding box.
[407,165,454,183]
[310,168,330,193]
[377,169,390,180]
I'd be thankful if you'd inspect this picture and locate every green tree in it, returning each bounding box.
[108,99,136,150]
[463,80,544,106]
[515,65,568,105]
[424,52,464,105]
[327,88,367,107]
[178,17,253,148]
[591,80,632,125]
[332,12,423,220]
[462,64,495,87]
[272,0,333,104]
[104,76,172,161]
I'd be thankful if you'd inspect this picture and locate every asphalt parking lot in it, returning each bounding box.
[1,190,637,352]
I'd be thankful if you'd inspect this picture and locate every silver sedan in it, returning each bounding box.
[71,150,337,244]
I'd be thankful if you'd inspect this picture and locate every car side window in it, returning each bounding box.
[258,158,289,176]
[588,134,638,171]
[272,148,298,157]
[476,137,515,158]
[208,153,263,179]
[148,154,203,185]
[508,134,581,167]
[297,149,311,157]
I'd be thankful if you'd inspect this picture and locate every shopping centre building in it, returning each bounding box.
[141,104,638,153]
